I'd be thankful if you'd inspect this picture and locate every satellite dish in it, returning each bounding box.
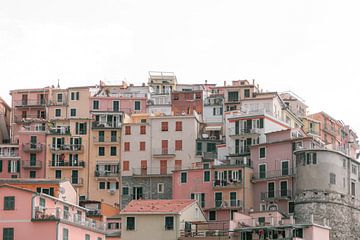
[59,187,66,194]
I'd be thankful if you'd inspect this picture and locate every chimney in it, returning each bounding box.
[252,79,255,85]
[205,80,208,85]
[142,83,145,87]
[224,81,226,86]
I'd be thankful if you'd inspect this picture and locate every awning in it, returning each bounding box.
[205,126,222,131]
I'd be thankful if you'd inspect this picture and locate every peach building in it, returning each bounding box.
[0,184,106,240]
[120,199,206,240]
[0,144,20,178]
[0,96,11,143]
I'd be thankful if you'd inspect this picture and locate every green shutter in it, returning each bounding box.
[190,193,194,199]
[50,188,54,196]
[75,122,79,134]
[17,160,20,172]
[8,161,11,172]
[0,160,2,172]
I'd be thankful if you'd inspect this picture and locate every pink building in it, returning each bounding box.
[0,184,106,240]
[0,144,20,178]
[250,129,317,214]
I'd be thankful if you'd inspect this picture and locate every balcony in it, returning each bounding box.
[49,144,84,153]
[48,126,71,135]
[202,152,218,161]
[14,99,46,108]
[213,179,242,189]
[20,125,46,132]
[92,121,122,129]
[228,128,261,137]
[260,190,292,201]
[32,207,105,232]
[14,114,47,123]
[22,160,42,169]
[63,177,84,186]
[0,151,19,159]
[131,167,174,177]
[152,148,176,158]
[252,169,294,181]
[232,146,251,155]
[95,170,120,179]
[214,200,243,209]
[22,143,43,152]
[86,209,102,217]
[323,125,338,137]
[92,136,120,144]
[49,160,85,168]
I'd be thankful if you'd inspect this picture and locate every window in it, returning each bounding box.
[134,101,141,110]
[180,172,187,183]
[99,182,106,189]
[110,146,117,156]
[55,109,61,117]
[63,228,68,240]
[140,125,146,134]
[330,173,336,185]
[123,186,129,195]
[4,196,15,210]
[111,131,117,142]
[55,170,62,179]
[175,121,182,131]
[293,229,303,238]
[351,181,356,196]
[161,122,168,131]
[244,89,250,98]
[209,211,216,221]
[93,100,99,109]
[139,142,146,151]
[175,140,182,151]
[85,234,90,240]
[196,142,202,155]
[126,217,135,230]
[204,171,210,182]
[39,198,46,209]
[3,228,14,240]
[352,165,357,174]
[70,108,76,117]
[98,147,105,156]
[71,92,79,100]
[288,201,295,214]
[113,101,119,112]
[30,171,36,178]
[75,122,87,135]
[343,159,347,168]
[57,93,63,102]
[0,160,2,172]
[259,164,266,179]
[158,183,164,193]
[228,91,239,102]
[191,193,205,208]
[165,216,174,230]
[306,152,317,165]
[260,203,266,211]
[124,142,130,151]
[123,161,129,171]
[259,147,266,158]
[125,126,131,135]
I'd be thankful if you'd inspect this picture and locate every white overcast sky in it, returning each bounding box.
[1,0,359,132]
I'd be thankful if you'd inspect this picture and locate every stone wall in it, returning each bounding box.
[121,176,172,208]
[294,191,360,240]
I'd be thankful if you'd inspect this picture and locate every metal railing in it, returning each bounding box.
[95,171,120,178]
[49,144,83,152]
[234,146,251,155]
[22,143,43,152]
[214,200,243,208]
[213,179,242,188]
[260,190,292,200]
[92,121,122,129]
[202,152,217,160]
[14,99,46,107]
[48,126,71,135]
[132,167,174,176]
[32,207,105,231]
[49,161,85,167]
[62,177,84,186]
[252,169,293,180]
[92,136,120,143]
[228,127,261,136]
[152,148,176,156]
[20,125,46,132]
[22,160,42,168]
[0,151,19,158]
[14,114,46,122]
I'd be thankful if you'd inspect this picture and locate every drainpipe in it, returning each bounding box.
[149,120,153,200]
[243,165,245,213]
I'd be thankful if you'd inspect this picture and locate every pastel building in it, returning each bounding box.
[0,184,106,240]
[172,162,254,226]
[222,80,259,112]
[250,129,317,215]
[280,92,308,118]
[171,84,204,117]
[121,113,202,207]
[0,144,20,178]
[203,94,224,124]
[45,86,92,200]
[10,88,49,179]
[120,199,206,240]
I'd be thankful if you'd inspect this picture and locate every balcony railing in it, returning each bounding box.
[213,179,242,189]
[86,209,102,217]
[260,190,292,200]
[49,161,85,168]
[49,144,83,153]
[14,99,46,107]
[92,121,122,129]
[228,128,261,136]
[152,148,176,157]
[95,170,120,178]
[14,114,46,123]
[214,200,243,208]
[63,177,84,186]
[22,160,42,169]
[22,143,43,152]
[0,151,19,158]
[202,152,217,160]
[48,126,71,135]
[131,167,175,176]
[20,125,46,132]
[252,169,293,180]
[234,146,251,155]
[32,207,105,231]
[92,136,120,144]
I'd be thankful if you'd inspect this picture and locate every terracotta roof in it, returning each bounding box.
[121,199,196,214]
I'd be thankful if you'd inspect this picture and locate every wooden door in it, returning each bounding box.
[160,160,167,175]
